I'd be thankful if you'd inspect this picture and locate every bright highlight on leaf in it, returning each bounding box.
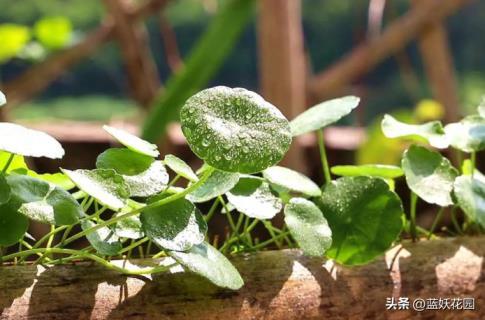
[61,168,130,210]
[320,176,403,265]
[290,96,360,136]
[0,90,6,106]
[34,16,72,50]
[331,164,403,179]
[141,198,207,251]
[169,242,244,290]
[227,177,282,219]
[454,175,485,228]
[444,116,485,153]
[103,125,160,158]
[164,154,198,182]
[263,166,321,197]
[284,198,332,257]
[381,114,449,149]
[402,145,457,206]
[180,86,292,173]
[0,123,65,159]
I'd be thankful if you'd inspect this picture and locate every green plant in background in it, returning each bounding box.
[1,86,484,290]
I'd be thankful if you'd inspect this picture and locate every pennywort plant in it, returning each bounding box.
[0,86,409,291]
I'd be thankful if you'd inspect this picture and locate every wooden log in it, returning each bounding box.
[1,237,484,319]
[308,0,470,101]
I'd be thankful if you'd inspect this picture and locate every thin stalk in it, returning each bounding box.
[119,238,149,255]
[409,192,418,242]
[204,197,220,222]
[450,207,463,235]
[428,207,445,239]
[59,167,215,248]
[1,153,15,174]
[263,221,282,249]
[317,130,332,184]
[251,232,290,250]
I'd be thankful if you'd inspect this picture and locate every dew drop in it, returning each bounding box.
[202,139,210,147]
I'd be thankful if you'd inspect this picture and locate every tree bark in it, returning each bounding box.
[308,0,470,102]
[1,237,484,319]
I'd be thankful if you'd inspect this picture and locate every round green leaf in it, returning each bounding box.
[96,148,154,175]
[0,90,5,106]
[103,125,159,158]
[263,166,321,197]
[402,145,457,206]
[187,169,239,203]
[113,200,145,239]
[6,173,50,206]
[444,116,485,153]
[284,197,332,257]
[34,16,72,50]
[27,171,75,190]
[0,202,28,246]
[169,242,244,290]
[381,114,449,149]
[331,164,403,179]
[319,176,403,265]
[454,175,485,227]
[0,123,64,159]
[180,86,292,173]
[61,168,130,210]
[0,175,11,205]
[141,198,207,251]
[123,161,169,197]
[226,177,282,219]
[164,154,198,182]
[82,220,122,256]
[290,96,360,136]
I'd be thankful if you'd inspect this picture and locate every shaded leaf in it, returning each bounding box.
[263,166,321,197]
[164,154,198,182]
[0,123,64,159]
[96,148,154,175]
[319,176,403,265]
[0,202,28,246]
[103,125,159,157]
[141,198,207,251]
[61,168,130,210]
[290,96,360,136]
[402,145,457,206]
[444,116,485,153]
[82,220,122,256]
[227,177,282,219]
[180,86,291,174]
[381,114,449,149]
[169,242,244,290]
[0,175,11,205]
[187,169,239,203]
[284,197,332,256]
[331,164,403,179]
[454,175,485,227]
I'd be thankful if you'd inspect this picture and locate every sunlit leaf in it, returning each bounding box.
[402,145,457,206]
[103,125,159,158]
[444,116,485,153]
[263,166,321,197]
[331,164,403,179]
[169,242,244,290]
[0,24,30,62]
[141,198,207,251]
[180,86,292,173]
[227,177,282,219]
[0,90,5,106]
[454,175,485,227]
[34,16,72,50]
[187,169,239,203]
[319,176,403,265]
[27,171,75,190]
[0,123,64,159]
[113,200,145,239]
[0,151,28,173]
[284,197,332,256]
[290,96,360,136]
[61,168,130,210]
[164,154,198,182]
[123,161,169,197]
[381,114,449,149]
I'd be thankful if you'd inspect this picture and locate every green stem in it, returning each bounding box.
[119,238,149,255]
[471,152,477,177]
[1,248,176,275]
[428,207,445,239]
[251,232,290,250]
[263,221,282,249]
[59,167,215,248]
[204,197,220,222]
[317,130,332,185]
[450,207,463,235]
[1,153,15,174]
[409,192,418,242]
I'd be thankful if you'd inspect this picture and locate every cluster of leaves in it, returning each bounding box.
[7,85,476,291]
[0,16,72,63]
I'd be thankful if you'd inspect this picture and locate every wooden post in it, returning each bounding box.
[413,0,461,123]
[1,237,484,319]
[257,0,307,172]
[103,0,161,109]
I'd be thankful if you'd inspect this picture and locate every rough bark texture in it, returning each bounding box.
[308,0,470,101]
[1,237,484,319]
